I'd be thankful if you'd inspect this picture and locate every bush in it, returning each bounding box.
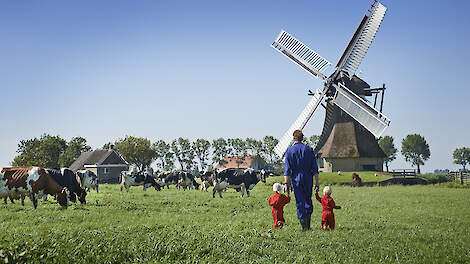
[418,174,452,184]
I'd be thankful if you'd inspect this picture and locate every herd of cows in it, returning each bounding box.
[0,166,268,209]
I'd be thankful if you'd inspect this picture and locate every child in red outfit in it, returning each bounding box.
[315,186,341,230]
[268,183,291,228]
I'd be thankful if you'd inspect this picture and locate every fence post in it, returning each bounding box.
[459,172,464,185]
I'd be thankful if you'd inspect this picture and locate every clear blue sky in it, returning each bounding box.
[1,0,469,172]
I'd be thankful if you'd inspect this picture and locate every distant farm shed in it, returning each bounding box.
[215,155,266,170]
[69,146,128,183]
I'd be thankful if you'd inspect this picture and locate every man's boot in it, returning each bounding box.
[299,218,308,231]
[306,215,311,230]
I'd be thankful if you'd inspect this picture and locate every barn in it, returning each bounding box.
[69,146,128,183]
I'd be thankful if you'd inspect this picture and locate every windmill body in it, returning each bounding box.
[271,1,390,172]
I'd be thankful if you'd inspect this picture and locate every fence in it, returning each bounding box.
[391,169,417,177]
[448,172,469,185]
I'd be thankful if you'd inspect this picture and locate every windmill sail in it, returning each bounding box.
[336,1,387,78]
[272,30,331,79]
[274,88,327,158]
[332,82,390,138]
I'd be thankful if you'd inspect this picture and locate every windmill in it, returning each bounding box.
[272,0,390,171]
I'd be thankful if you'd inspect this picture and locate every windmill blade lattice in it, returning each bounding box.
[332,82,390,138]
[274,87,327,157]
[272,30,331,79]
[336,1,387,77]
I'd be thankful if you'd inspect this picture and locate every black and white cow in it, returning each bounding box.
[176,172,199,190]
[199,170,214,192]
[120,171,161,192]
[212,168,266,198]
[156,171,180,189]
[76,170,99,193]
[46,168,87,204]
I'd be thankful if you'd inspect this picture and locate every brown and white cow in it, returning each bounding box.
[0,167,69,209]
[3,193,26,206]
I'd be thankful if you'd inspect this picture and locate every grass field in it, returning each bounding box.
[1,175,469,263]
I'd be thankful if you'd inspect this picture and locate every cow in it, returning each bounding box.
[352,173,362,187]
[120,171,161,192]
[46,168,87,204]
[3,193,26,206]
[199,170,214,192]
[0,167,69,209]
[156,171,180,189]
[212,168,266,198]
[76,170,99,193]
[176,172,199,190]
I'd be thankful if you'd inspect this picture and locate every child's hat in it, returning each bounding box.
[273,183,283,193]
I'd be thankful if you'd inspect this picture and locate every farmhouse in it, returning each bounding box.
[215,155,266,170]
[69,146,128,183]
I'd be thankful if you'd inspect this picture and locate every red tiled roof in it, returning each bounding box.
[215,156,257,169]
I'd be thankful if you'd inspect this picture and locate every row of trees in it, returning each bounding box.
[11,134,320,172]
[379,134,470,173]
[15,133,466,174]
[111,135,318,173]
[379,134,430,174]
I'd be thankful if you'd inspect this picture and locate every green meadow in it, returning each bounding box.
[1,174,469,263]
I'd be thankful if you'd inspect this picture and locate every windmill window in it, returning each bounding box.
[103,168,110,174]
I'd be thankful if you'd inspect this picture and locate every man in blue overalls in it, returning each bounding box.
[284,130,319,231]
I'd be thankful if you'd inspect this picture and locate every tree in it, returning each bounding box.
[262,136,280,166]
[212,138,228,167]
[192,139,211,171]
[115,136,156,172]
[12,134,67,169]
[309,135,320,147]
[102,142,113,149]
[378,136,397,172]
[453,147,470,172]
[245,138,263,156]
[401,134,430,174]
[154,140,174,171]
[171,138,194,171]
[229,138,247,168]
[58,137,92,168]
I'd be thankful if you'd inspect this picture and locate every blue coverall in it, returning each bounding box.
[284,142,319,219]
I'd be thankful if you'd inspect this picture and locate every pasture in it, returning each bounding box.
[1,176,469,263]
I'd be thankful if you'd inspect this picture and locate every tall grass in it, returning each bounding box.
[1,177,469,263]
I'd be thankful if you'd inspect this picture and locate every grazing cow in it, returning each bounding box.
[212,168,266,198]
[3,193,26,206]
[46,168,87,204]
[176,172,199,190]
[76,170,99,193]
[352,173,362,187]
[120,171,161,192]
[0,167,69,209]
[156,171,180,189]
[199,170,214,192]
